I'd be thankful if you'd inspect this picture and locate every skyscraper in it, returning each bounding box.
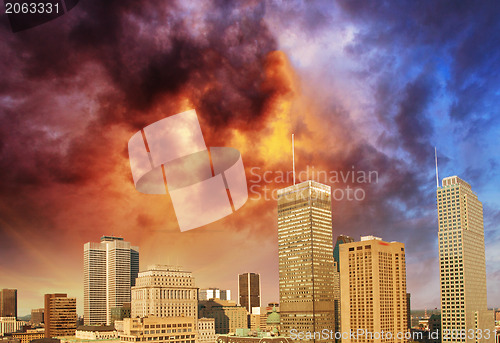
[277,180,335,343]
[238,273,261,313]
[437,176,495,343]
[131,265,198,319]
[84,236,139,325]
[44,294,77,338]
[339,236,408,343]
[0,289,17,318]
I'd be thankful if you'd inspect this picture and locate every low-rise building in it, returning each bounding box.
[11,329,45,343]
[216,333,292,343]
[199,300,247,335]
[75,326,117,340]
[120,317,196,343]
[1,318,26,336]
[198,318,216,343]
[59,337,119,343]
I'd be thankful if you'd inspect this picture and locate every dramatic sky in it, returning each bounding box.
[1,1,499,316]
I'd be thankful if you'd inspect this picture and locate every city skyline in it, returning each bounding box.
[1,0,500,319]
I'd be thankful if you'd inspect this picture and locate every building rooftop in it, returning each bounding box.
[100,236,123,242]
[76,326,115,332]
[266,307,280,325]
[361,235,382,241]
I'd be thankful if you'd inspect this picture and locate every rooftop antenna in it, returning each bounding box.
[292,134,296,185]
[434,147,439,189]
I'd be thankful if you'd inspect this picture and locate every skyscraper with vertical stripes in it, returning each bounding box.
[437,176,494,343]
[277,180,335,343]
[238,273,261,313]
[84,236,139,325]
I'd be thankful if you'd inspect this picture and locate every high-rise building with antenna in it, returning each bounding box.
[277,180,335,343]
[437,176,494,343]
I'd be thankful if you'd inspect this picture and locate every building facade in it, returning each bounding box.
[340,236,408,343]
[199,299,247,334]
[216,334,293,343]
[0,290,17,318]
[199,289,231,302]
[131,265,197,319]
[238,274,260,313]
[75,325,117,340]
[198,318,216,343]
[11,329,45,343]
[31,309,44,325]
[277,181,335,343]
[437,176,495,343]
[120,317,196,343]
[84,236,139,326]
[0,317,24,336]
[110,303,131,325]
[44,294,77,338]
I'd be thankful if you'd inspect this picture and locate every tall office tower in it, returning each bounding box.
[199,288,231,301]
[277,180,335,343]
[238,273,261,313]
[44,294,77,338]
[437,176,495,343]
[131,265,198,319]
[84,236,139,325]
[332,235,354,334]
[340,236,408,343]
[0,289,17,318]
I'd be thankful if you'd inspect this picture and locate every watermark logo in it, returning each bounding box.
[128,109,248,232]
[6,0,80,33]
[249,166,378,201]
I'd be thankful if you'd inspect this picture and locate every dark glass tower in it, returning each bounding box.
[238,273,261,313]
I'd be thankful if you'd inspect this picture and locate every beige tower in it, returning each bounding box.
[83,236,139,325]
[277,180,335,343]
[340,236,408,343]
[131,265,198,319]
[437,176,494,343]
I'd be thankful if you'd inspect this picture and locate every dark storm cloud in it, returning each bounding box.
[394,74,436,164]
[337,0,500,124]
[65,0,279,129]
[0,0,280,194]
